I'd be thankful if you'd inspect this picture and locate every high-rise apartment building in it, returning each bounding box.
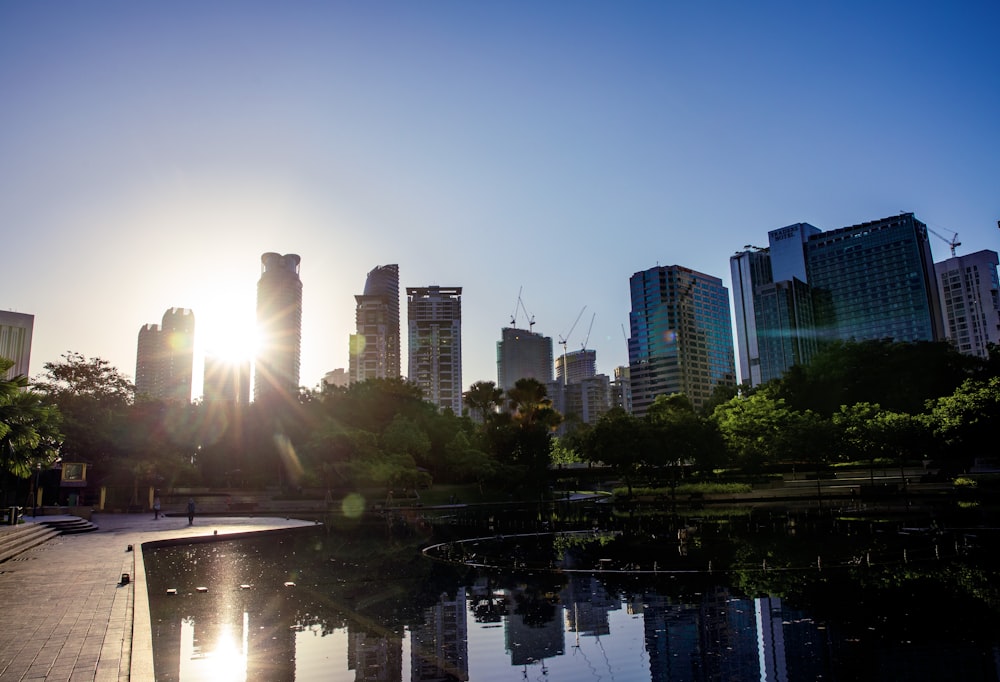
[0,310,33,381]
[407,286,462,414]
[627,265,736,415]
[732,214,944,387]
[555,348,596,385]
[349,264,400,383]
[255,253,302,403]
[935,249,1000,359]
[497,326,553,391]
[135,308,195,402]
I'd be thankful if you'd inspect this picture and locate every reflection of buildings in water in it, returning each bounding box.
[643,594,702,682]
[410,589,469,682]
[562,575,620,638]
[468,576,508,624]
[348,627,403,682]
[641,590,828,682]
[504,586,565,666]
[756,596,788,682]
[701,586,758,680]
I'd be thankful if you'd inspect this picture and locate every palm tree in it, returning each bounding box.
[0,359,62,477]
[463,380,504,424]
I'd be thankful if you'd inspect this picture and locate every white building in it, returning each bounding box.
[935,249,1000,359]
[0,310,33,380]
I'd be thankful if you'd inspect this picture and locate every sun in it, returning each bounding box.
[195,288,258,364]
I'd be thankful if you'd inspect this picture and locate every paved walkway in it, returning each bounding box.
[0,512,315,681]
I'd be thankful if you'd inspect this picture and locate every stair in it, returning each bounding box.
[0,523,62,563]
[0,516,99,563]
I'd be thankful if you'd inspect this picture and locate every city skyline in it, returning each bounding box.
[3,2,998,394]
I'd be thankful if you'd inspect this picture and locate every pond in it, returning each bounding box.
[143,503,1000,681]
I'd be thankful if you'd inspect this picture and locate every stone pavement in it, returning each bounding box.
[0,512,314,681]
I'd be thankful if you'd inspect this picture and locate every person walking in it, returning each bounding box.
[187,498,195,525]
[153,495,161,520]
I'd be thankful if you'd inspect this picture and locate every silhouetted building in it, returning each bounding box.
[255,253,302,404]
[135,307,195,402]
[935,249,1000,359]
[0,310,33,381]
[323,368,349,388]
[407,286,462,413]
[350,264,401,383]
[497,326,553,391]
[628,265,736,415]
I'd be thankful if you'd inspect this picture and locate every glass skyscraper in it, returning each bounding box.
[627,265,736,415]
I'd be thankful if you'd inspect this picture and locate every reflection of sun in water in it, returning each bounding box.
[181,617,248,681]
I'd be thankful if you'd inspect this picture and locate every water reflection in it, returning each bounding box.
[144,508,1000,681]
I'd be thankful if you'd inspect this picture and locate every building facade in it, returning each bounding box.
[0,310,34,381]
[732,214,944,387]
[135,307,195,402]
[806,213,943,344]
[497,326,553,391]
[935,249,1000,359]
[255,253,302,404]
[349,264,400,383]
[407,286,462,413]
[628,265,736,415]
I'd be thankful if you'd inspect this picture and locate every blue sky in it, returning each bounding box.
[3,1,998,397]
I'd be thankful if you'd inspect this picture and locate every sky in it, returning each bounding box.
[3,1,998,398]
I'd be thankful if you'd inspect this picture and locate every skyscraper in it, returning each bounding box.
[135,308,195,402]
[407,286,462,413]
[0,310,34,381]
[496,326,553,391]
[628,265,736,415]
[349,264,400,383]
[806,213,943,344]
[732,214,945,387]
[255,253,302,404]
[935,249,1000,359]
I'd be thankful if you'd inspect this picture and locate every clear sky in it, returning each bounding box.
[3,1,998,397]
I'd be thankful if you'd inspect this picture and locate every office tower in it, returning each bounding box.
[202,356,251,403]
[349,264,400,383]
[255,253,302,404]
[627,265,736,415]
[134,308,195,402]
[0,310,34,381]
[935,249,1000,359]
[732,214,944,387]
[407,286,462,413]
[806,213,943,344]
[497,326,553,391]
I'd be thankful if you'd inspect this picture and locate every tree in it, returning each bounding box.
[464,380,504,424]
[711,392,800,469]
[0,359,62,477]
[32,352,134,475]
[501,378,562,476]
[580,408,649,496]
[926,377,1000,471]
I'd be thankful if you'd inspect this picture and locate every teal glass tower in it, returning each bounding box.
[627,265,736,415]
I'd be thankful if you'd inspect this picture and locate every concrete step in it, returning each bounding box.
[37,517,99,535]
[0,523,62,563]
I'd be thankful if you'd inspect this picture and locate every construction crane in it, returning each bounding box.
[509,287,535,331]
[927,226,961,257]
[558,306,586,384]
[580,313,595,351]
